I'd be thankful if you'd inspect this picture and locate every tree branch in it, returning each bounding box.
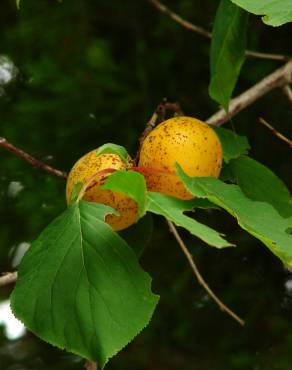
[259,117,292,148]
[0,272,18,287]
[149,0,290,62]
[282,85,292,103]
[149,0,211,38]
[167,220,245,326]
[207,59,292,125]
[0,137,67,179]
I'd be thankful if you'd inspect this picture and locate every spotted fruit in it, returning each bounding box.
[138,116,222,200]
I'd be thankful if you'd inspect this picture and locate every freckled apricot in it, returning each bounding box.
[138,116,223,200]
[66,150,138,231]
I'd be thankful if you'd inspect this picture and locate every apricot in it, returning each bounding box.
[66,149,138,231]
[138,116,222,200]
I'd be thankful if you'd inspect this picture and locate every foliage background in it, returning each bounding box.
[0,0,292,369]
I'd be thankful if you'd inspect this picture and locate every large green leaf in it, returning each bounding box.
[209,0,248,111]
[214,127,250,163]
[146,192,233,249]
[226,156,292,218]
[101,170,147,217]
[11,201,158,368]
[230,0,292,26]
[177,166,292,267]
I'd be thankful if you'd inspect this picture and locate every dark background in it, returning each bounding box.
[0,0,292,369]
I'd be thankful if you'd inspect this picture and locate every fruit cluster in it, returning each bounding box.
[66,116,223,231]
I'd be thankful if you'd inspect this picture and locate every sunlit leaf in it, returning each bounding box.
[177,166,292,267]
[224,156,292,218]
[146,192,233,249]
[11,201,158,368]
[96,143,129,164]
[230,0,292,26]
[102,170,147,217]
[214,127,250,163]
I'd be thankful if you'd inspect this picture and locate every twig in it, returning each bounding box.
[0,272,18,287]
[149,0,211,38]
[282,85,292,103]
[0,137,67,178]
[245,51,290,62]
[135,98,182,163]
[259,117,292,148]
[166,220,245,326]
[85,361,98,370]
[149,0,289,62]
[207,59,292,126]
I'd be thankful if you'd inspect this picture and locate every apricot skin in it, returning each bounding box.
[138,116,223,200]
[66,150,138,231]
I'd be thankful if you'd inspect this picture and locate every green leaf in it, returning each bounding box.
[177,166,292,267]
[214,127,250,163]
[101,170,147,218]
[119,214,153,257]
[11,201,158,368]
[96,143,129,164]
[70,181,83,204]
[146,192,233,249]
[225,156,292,218]
[209,0,248,111]
[230,0,292,26]
[16,0,20,8]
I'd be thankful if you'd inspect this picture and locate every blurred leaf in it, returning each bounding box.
[11,201,158,368]
[119,213,153,257]
[102,170,147,217]
[209,0,248,111]
[177,166,292,267]
[96,144,129,164]
[214,127,250,162]
[225,156,292,217]
[230,0,292,26]
[16,0,20,9]
[146,192,233,248]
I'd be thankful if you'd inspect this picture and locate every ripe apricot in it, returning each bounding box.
[66,149,138,231]
[138,116,222,200]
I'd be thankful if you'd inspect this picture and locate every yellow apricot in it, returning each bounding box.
[138,116,222,200]
[66,150,138,231]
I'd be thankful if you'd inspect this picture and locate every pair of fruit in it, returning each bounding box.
[66,116,223,231]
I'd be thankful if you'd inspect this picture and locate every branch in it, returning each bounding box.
[149,0,290,62]
[282,85,292,103]
[149,0,211,38]
[135,98,182,163]
[0,137,67,178]
[207,59,292,126]
[259,117,292,148]
[167,220,245,326]
[0,272,18,287]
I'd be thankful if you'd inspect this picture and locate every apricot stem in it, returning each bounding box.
[130,166,174,175]
[167,219,245,326]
